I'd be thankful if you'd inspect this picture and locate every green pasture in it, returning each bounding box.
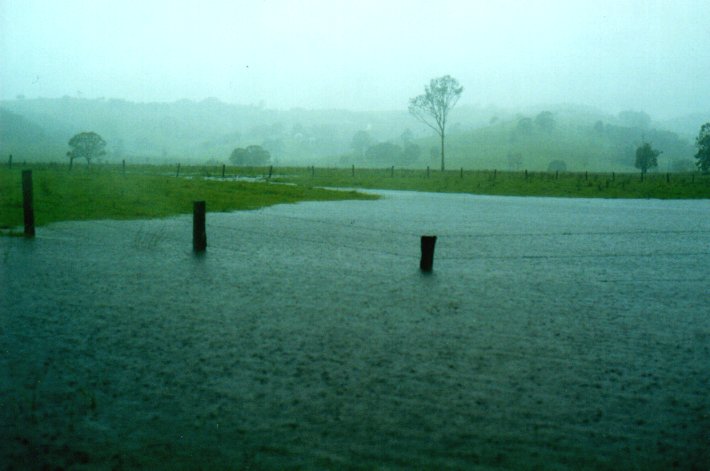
[2,162,708,232]
[0,163,376,231]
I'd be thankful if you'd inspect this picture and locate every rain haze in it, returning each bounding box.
[3,2,710,470]
[2,0,710,117]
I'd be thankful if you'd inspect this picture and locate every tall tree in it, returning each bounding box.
[408,75,463,171]
[694,122,710,174]
[634,142,661,175]
[67,132,106,169]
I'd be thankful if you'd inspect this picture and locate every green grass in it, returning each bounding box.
[273,166,710,199]
[0,163,377,230]
[2,163,708,232]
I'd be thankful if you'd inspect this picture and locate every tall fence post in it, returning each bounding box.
[22,170,35,237]
[193,201,206,252]
[311,165,315,177]
[420,235,437,272]
[460,167,464,178]
[8,154,12,169]
[122,159,126,175]
[268,165,273,179]
[176,163,181,177]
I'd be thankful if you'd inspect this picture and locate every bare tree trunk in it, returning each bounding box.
[440,131,445,172]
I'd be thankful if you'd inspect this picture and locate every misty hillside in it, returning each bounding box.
[0,97,703,172]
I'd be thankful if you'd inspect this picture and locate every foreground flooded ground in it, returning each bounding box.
[2,191,709,469]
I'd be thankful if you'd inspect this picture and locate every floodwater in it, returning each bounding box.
[1,191,709,470]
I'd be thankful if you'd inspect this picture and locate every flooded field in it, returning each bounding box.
[1,191,709,470]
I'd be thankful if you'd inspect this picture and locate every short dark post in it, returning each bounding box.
[8,154,12,169]
[420,235,437,272]
[524,169,528,180]
[268,165,273,179]
[426,166,430,178]
[460,167,463,178]
[176,163,181,177]
[193,201,206,252]
[352,164,355,177]
[122,159,126,175]
[222,164,226,178]
[311,165,315,177]
[22,170,35,237]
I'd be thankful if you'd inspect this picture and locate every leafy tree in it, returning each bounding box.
[516,117,533,135]
[634,142,661,174]
[67,131,106,169]
[402,143,422,164]
[365,142,402,164]
[694,122,710,174]
[230,145,271,166]
[409,75,463,171]
[535,111,555,132]
[547,160,567,172]
[351,130,373,158]
[618,110,651,129]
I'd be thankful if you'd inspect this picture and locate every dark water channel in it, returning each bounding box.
[2,191,709,469]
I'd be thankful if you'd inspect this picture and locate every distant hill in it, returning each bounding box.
[0,97,703,172]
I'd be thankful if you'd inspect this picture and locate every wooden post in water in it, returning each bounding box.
[8,154,12,169]
[176,163,181,177]
[193,201,206,252]
[420,235,437,272]
[22,170,35,237]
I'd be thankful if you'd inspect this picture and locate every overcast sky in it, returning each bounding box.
[1,0,709,118]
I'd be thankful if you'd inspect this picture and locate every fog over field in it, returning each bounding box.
[1,0,709,118]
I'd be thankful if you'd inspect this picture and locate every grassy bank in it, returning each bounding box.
[0,164,377,231]
[273,166,710,199]
[2,162,709,231]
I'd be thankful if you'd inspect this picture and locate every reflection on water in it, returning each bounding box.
[2,191,709,469]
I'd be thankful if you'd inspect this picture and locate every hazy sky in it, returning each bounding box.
[1,0,709,118]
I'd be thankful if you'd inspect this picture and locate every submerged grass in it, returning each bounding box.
[0,164,377,230]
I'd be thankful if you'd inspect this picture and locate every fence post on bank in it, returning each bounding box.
[122,159,126,175]
[222,164,226,179]
[268,165,273,179]
[426,166,430,178]
[8,154,12,169]
[420,235,437,272]
[22,170,35,237]
[460,167,463,178]
[176,163,181,177]
[352,164,355,177]
[193,201,206,252]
